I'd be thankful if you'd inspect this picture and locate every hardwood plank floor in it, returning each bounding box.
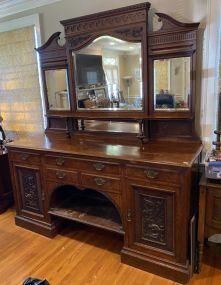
[0,208,220,285]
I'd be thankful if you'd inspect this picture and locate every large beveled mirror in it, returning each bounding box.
[45,68,70,111]
[154,57,191,111]
[73,36,143,111]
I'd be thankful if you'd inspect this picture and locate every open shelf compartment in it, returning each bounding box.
[48,186,124,234]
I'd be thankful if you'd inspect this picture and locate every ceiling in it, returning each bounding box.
[0,0,62,18]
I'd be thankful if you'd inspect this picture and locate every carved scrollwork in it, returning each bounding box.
[63,11,146,37]
[142,197,166,244]
[19,169,42,213]
[114,26,143,40]
[66,35,92,49]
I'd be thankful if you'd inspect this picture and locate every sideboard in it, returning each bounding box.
[7,134,202,283]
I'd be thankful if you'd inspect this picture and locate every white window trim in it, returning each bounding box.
[201,0,221,150]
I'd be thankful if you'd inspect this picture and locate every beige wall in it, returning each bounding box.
[0,0,207,42]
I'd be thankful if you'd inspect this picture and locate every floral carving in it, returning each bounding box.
[20,169,42,212]
[114,26,143,40]
[142,196,166,244]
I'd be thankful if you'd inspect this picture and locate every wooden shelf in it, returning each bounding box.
[48,194,124,235]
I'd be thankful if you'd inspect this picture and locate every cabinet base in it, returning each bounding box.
[15,215,58,238]
[121,247,190,284]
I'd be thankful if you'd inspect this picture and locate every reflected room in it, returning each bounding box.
[73,36,143,111]
[154,57,191,111]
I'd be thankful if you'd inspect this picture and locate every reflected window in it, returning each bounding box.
[154,57,191,111]
[73,36,143,111]
[45,69,70,111]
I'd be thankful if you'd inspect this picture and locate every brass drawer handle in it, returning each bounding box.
[56,171,66,179]
[144,170,159,179]
[20,154,29,161]
[94,177,106,186]
[93,162,105,171]
[56,157,65,166]
[127,209,132,222]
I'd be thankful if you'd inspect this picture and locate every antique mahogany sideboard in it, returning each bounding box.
[7,3,202,284]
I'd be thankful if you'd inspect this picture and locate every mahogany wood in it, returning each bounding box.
[36,2,200,140]
[7,134,202,283]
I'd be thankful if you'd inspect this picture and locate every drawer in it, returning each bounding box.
[9,151,41,164]
[78,159,120,176]
[44,155,78,169]
[126,165,180,185]
[46,168,79,184]
[81,173,121,193]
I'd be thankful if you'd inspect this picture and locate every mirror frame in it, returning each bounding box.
[61,3,151,120]
[148,13,199,119]
[36,32,71,115]
[42,67,70,111]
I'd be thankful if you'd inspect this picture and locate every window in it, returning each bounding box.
[0,16,43,139]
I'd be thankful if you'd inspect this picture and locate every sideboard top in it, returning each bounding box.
[7,134,202,168]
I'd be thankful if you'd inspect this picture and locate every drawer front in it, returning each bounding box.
[46,168,79,184]
[44,155,78,169]
[9,151,41,164]
[126,165,180,186]
[81,173,121,193]
[78,159,120,176]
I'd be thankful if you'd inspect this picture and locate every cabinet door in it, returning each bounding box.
[126,183,176,259]
[14,165,44,218]
[206,186,221,231]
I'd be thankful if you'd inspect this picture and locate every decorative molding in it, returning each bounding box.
[66,34,92,50]
[63,11,146,37]
[0,0,62,18]
[114,26,143,40]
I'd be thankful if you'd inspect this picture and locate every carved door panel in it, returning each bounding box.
[127,184,175,259]
[14,165,44,218]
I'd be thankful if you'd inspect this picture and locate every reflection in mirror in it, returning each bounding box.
[73,36,143,111]
[78,120,139,133]
[154,57,191,111]
[45,69,70,110]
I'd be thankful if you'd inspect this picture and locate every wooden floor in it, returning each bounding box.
[0,208,221,285]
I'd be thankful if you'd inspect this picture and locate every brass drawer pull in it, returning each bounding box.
[56,157,65,166]
[20,154,29,161]
[93,162,105,171]
[94,177,106,186]
[56,171,66,179]
[127,209,132,222]
[144,170,159,179]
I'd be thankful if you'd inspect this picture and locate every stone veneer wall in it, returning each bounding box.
[0,26,43,139]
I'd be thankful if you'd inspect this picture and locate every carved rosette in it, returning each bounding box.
[20,169,42,212]
[142,196,166,244]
